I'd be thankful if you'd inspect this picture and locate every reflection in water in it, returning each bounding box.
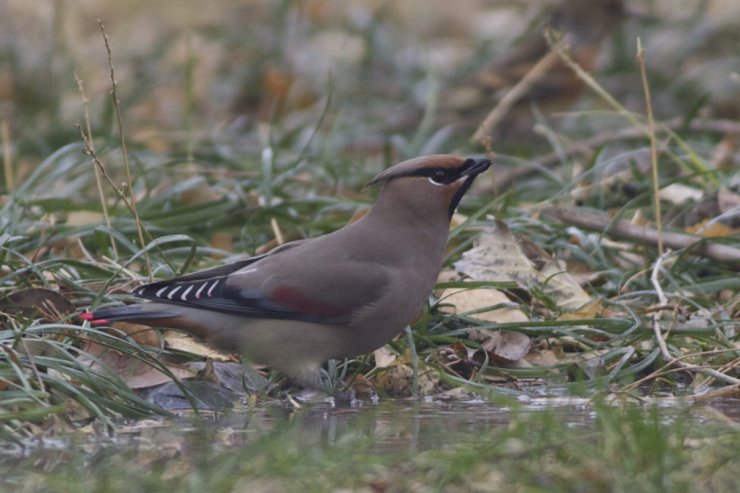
[1,396,737,482]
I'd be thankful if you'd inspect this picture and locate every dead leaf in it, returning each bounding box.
[164,330,238,361]
[438,280,532,364]
[468,329,530,364]
[439,285,528,323]
[685,220,738,237]
[345,373,376,399]
[373,364,439,397]
[79,340,194,389]
[438,341,481,379]
[1,288,75,323]
[559,299,604,321]
[524,348,561,366]
[373,345,397,368]
[454,221,593,311]
[537,259,592,310]
[659,183,704,205]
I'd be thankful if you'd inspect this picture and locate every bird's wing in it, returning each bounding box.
[131,246,388,325]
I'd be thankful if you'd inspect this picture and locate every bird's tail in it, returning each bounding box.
[79,304,179,326]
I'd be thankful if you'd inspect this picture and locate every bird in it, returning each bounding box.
[80,155,491,387]
[444,0,627,144]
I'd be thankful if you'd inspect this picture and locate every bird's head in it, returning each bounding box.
[368,155,491,219]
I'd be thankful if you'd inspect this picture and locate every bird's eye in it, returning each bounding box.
[429,170,449,185]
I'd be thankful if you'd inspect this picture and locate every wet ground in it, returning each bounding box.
[4,394,737,459]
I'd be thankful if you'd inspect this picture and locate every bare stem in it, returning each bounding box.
[99,20,151,278]
[75,72,118,258]
[637,39,663,255]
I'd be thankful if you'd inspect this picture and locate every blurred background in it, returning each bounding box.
[1,0,737,165]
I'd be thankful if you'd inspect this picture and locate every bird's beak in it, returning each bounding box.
[461,158,492,179]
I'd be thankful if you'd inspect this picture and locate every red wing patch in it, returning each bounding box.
[269,286,347,318]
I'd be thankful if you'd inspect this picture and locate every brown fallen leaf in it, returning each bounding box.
[438,341,482,379]
[78,340,194,390]
[438,270,531,365]
[685,220,737,238]
[659,183,704,206]
[439,283,528,323]
[1,288,77,357]
[164,330,238,361]
[345,373,376,399]
[454,220,593,311]
[373,345,398,369]
[468,328,531,365]
[558,299,605,321]
[372,364,439,397]
[524,348,561,367]
[0,288,75,323]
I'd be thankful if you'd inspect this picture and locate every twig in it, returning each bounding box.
[650,253,740,386]
[541,205,740,266]
[472,37,564,144]
[270,217,285,245]
[99,20,151,278]
[636,39,663,255]
[75,72,117,258]
[77,127,136,225]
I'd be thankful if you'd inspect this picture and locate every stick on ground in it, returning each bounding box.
[541,205,740,267]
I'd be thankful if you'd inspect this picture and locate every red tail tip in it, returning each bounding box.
[79,312,110,325]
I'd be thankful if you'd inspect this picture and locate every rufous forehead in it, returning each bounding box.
[368,154,466,185]
[398,155,466,170]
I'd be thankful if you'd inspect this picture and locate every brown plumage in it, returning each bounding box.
[81,155,491,386]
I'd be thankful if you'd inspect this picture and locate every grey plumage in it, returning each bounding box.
[82,155,490,386]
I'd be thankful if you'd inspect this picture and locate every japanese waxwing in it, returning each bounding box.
[81,155,491,386]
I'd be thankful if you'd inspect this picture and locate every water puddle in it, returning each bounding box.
[2,395,737,491]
